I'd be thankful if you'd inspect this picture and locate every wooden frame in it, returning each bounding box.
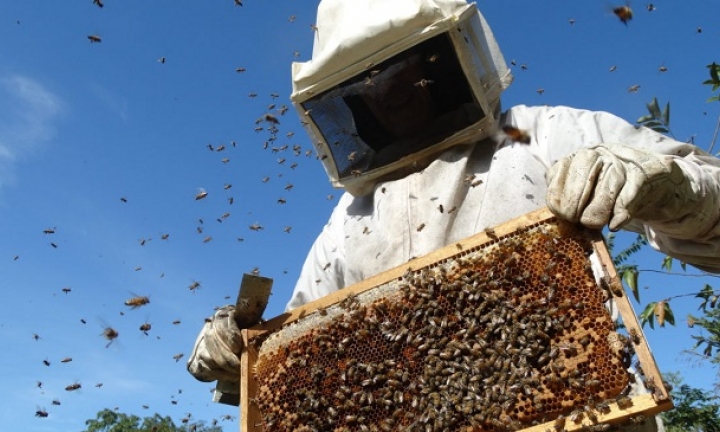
[239,207,673,431]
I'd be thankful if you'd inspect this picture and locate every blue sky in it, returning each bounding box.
[1,1,719,431]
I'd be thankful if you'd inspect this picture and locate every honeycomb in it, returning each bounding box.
[251,219,634,432]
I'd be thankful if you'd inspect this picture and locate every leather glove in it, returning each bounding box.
[187,305,243,383]
[546,144,704,233]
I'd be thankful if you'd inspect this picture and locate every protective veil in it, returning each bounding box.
[291,0,512,196]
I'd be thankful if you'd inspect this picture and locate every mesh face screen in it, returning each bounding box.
[301,32,485,179]
[252,220,635,432]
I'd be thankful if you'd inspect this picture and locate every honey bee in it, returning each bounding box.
[42,359,50,366]
[172,319,181,325]
[51,399,61,406]
[628,328,641,344]
[249,223,264,231]
[140,320,152,335]
[173,353,184,362]
[87,34,102,43]
[62,287,71,294]
[35,408,49,418]
[93,0,104,7]
[500,125,531,144]
[65,382,82,391]
[101,325,119,348]
[416,223,426,232]
[613,4,633,25]
[43,227,56,234]
[195,189,208,200]
[262,113,280,125]
[125,294,150,309]
[235,67,246,73]
[60,357,72,363]
[188,281,201,292]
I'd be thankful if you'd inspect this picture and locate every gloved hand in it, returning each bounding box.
[546,144,703,233]
[187,305,243,383]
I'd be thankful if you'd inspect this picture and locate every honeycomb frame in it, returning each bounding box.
[240,207,673,432]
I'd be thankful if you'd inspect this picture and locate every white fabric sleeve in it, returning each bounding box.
[519,105,720,273]
[285,194,350,311]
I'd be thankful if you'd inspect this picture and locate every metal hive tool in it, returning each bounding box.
[239,207,673,432]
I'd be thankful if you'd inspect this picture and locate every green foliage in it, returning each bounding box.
[662,374,720,432]
[610,233,648,267]
[688,305,720,362]
[636,97,673,136]
[704,62,720,103]
[83,408,221,432]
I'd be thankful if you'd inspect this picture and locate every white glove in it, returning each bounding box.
[187,305,243,383]
[546,144,704,233]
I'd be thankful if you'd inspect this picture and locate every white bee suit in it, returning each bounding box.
[287,104,720,309]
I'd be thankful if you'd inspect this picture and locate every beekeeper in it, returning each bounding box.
[188,0,720,426]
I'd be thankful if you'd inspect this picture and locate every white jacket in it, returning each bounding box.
[287,104,720,309]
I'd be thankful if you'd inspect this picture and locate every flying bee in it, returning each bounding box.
[42,358,50,366]
[628,328,641,344]
[139,319,152,335]
[87,34,102,43]
[613,4,633,25]
[60,357,72,363]
[125,293,150,309]
[65,382,82,391]
[35,408,49,418]
[173,353,184,362]
[51,399,61,406]
[195,189,208,200]
[500,125,531,144]
[61,287,71,294]
[100,323,119,348]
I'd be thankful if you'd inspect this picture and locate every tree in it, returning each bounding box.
[83,408,222,432]
[662,373,720,432]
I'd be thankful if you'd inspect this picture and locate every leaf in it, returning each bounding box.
[709,62,720,82]
[662,102,670,126]
[622,268,640,302]
[662,255,673,271]
[636,115,655,123]
[647,97,662,119]
[642,121,663,128]
[707,95,720,103]
[664,302,675,326]
[654,300,666,327]
[640,302,656,329]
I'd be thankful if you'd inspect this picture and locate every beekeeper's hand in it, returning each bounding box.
[187,305,243,382]
[546,144,706,233]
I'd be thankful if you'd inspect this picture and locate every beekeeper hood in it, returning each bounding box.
[291,0,513,196]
